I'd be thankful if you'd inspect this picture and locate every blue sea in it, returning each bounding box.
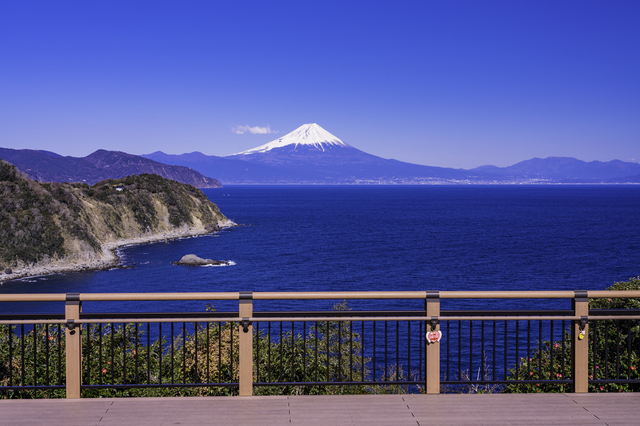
[2,185,640,315]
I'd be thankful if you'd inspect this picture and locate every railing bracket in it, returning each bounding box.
[241,317,251,333]
[580,316,588,332]
[66,319,76,334]
[430,316,439,331]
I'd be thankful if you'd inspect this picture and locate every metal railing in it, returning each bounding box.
[0,290,639,398]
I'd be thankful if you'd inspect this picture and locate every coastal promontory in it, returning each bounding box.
[0,160,230,282]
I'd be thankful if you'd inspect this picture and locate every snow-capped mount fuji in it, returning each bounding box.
[233,123,348,154]
[227,123,374,168]
[224,123,470,181]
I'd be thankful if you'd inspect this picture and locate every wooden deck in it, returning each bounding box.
[1,393,638,425]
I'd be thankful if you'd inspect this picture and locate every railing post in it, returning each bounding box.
[65,293,82,399]
[425,290,440,394]
[572,290,589,393]
[238,291,253,396]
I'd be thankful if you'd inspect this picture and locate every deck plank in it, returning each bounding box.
[0,393,638,426]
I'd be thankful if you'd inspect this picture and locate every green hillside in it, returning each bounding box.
[0,160,226,270]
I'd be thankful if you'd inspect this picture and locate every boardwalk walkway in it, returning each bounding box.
[1,393,638,425]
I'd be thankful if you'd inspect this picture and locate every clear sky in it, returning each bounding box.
[1,1,638,169]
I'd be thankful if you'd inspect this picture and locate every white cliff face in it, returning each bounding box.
[233,123,349,155]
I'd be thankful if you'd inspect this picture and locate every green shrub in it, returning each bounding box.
[504,277,640,393]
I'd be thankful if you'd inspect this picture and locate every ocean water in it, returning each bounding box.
[2,185,640,315]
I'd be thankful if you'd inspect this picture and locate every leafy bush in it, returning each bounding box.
[504,277,640,393]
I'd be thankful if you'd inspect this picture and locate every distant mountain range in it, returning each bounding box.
[3,123,640,185]
[144,123,640,184]
[0,148,222,187]
[470,157,640,183]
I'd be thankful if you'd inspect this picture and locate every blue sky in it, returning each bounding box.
[1,1,638,169]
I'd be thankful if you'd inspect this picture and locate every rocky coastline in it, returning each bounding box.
[0,220,235,285]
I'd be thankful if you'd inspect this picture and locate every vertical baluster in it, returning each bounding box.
[135,323,139,384]
[327,319,331,383]
[195,322,199,383]
[420,320,424,382]
[56,324,63,386]
[349,320,353,383]
[111,323,115,385]
[361,321,365,382]
[515,320,519,381]
[98,324,103,386]
[446,321,450,382]
[58,324,63,387]
[616,320,621,380]
[503,321,508,381]
[407,321,411,382]
[492,321,496,382]
[229,321,234,384]
[604,322,609,381]
[395,321,399,382]
[8,326,12,387]
[458,321,462,382]
[183,322,187,384]
[591,321,597,383]
[46,324,50,389]
[158,323,162,385]
[21,324,25,387]
[33,324,37,387]
[267,321,271,383]
[255,322,259,384]
[550,320,554,381]
[338,321,342,382]
[384,321,388,382]
[373,321,376,382]
[147,323,151,385]
[122,323,127,384]
[279,321,283,382]
[538,321,542,379]
[481,320,485,383]
[171,322,175,384]
[527,320,531,381]
[469,320,474,382]
[561,320,566,381]
[628,321,633,379]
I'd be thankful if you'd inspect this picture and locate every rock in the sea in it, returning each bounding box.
[205,224,220,233]
[4,268,11,274]
[174,254,228,266]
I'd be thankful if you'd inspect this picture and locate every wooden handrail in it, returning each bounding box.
[2,314,640,325]
[1,290,639,303]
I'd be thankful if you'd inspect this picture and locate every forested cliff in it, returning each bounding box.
[0,160,227,273]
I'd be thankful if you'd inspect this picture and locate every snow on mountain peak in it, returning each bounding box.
[234,123,348,155]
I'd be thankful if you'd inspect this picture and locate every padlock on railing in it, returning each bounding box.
[426,330,442,344]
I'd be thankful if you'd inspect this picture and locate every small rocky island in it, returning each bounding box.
[0,160,232,282]
[174,254,231,266]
